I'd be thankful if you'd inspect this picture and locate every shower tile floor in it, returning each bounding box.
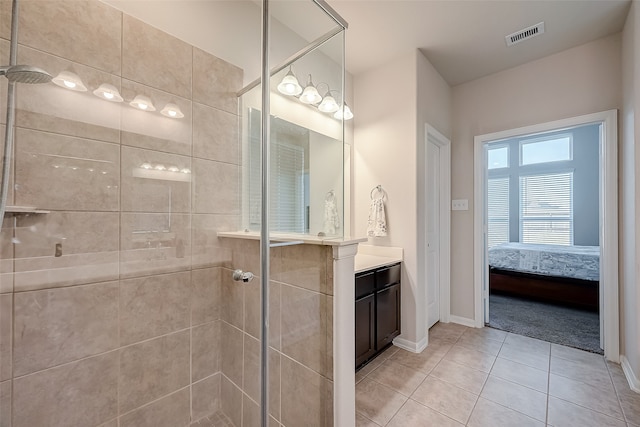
[190,411,235,427]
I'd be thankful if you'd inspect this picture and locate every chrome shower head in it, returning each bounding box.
[0,64,52,84]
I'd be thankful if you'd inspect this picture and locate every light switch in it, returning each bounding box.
[452,199,469,211]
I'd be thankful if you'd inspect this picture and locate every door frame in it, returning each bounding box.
[473,109,619,362]
[423,124,451,325]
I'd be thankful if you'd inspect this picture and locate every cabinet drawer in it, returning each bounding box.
[376,263,401,289]
[355,271,375,299]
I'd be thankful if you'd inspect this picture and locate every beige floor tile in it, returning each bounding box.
[468,398,545,427]
[480,376,547,422]
[619,390,640,426]
[356,413,381,427]
[498,341,550,371]
[430,359,488,394]
[548,396,626,427]
[445,343,497,373]
[390,345,449,375]
[550,355,614,392]
[551,343,606,366]
[356,378,408,426]
[549,373,624,420]
[491,357,548,392]
[410,375,478,424]
[367,360,427,397]
[387,399,464,427]
[504,333,551,353]
[457,333,504,356]
[463,327,508,342]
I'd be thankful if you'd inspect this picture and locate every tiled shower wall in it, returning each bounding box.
[0,0,243,426]
[0,1,336,427]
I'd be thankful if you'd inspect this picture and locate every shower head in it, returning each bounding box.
[0,64,52,84]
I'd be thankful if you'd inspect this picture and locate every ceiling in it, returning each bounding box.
[326,0,631,86]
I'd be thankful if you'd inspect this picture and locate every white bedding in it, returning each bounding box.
[488,242,600,282]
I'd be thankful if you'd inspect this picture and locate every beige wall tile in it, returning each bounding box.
[192,321,220,382]
[15,211,119,259]
[120,387,190,427]
[120,271,191,345]
[191,215,236,270]
[243,334,260,402]
[122,16,192,99]
[119,331,190,414]
[13,351,118,427]
[192,48,242,115]
[242,394,260,427]
[220,322,243,387]
[193,103,239,164]
[13,281,118,377]
[0,216,12,294]
[281,284,328,376]
[14,128,120,211]
[0,380,10,427]
[13,251,119,292]
[244,280,280,348]
[0,41,8,125]
[0,2,10,40]
[281,356,332,427]
[192,373,221,422]
[275,245,328,293]
[193,158,239,215]
[120,79,192,156]
[220,269,243,329]
[191,267,221,326]
[18,0,122,74]
[16,46,121,143]
[269,349,281,422]
[0,295,11,381]
[221,375,242,427]
[120,212,191,279]
[121,145,191,213]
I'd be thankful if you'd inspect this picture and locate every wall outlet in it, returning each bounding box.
[452,199,469,211]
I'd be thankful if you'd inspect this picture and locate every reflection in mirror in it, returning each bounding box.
[244,108,343,237]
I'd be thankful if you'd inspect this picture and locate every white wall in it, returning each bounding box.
[621,0,640,382]
[450,33,622,321]
[353,50,451,348]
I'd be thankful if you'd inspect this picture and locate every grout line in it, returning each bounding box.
[545,336,551,427]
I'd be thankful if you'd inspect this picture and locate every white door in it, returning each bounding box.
[427,140,440,328]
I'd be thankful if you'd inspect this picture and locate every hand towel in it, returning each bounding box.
[367,196,387,237]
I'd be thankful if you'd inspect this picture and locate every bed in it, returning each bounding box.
[488,243,600,311]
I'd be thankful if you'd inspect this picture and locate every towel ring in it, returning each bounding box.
[370,185,386,200]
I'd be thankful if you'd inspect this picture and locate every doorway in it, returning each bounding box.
[473,110,619,361]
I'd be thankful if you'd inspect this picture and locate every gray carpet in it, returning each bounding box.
[488,294,602,354]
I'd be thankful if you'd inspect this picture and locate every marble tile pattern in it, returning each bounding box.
[2,1,245,426]
[356,322,640,427]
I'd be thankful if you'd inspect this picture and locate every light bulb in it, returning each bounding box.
[334,103,354,120]
[154,164,166,171]
[52,71,87,92]
[93,83,123,102]
[168,166,180,172]
[160,103,184,119]
[130,95,156,112]
[318,92,339,113]
[277,67,302,96]
[300,75,322,104]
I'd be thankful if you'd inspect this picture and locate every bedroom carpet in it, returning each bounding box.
[488,293,602,354]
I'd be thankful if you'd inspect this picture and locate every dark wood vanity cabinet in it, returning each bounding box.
[355,263,401,369]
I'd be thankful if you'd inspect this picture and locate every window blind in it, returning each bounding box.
[519,172,573,245]
[487,177,510,248]
[270,142,305,232]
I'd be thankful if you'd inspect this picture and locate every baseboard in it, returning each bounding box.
[393,336,428,353]
[621,355,640,393]
[449,315,477,328]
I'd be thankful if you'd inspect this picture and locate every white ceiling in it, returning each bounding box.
[328,0,631,85]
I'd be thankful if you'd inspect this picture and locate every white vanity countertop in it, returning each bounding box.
[354,244,403,273]
[217,230,367,247]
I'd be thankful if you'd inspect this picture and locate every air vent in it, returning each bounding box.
[505,22,545,47]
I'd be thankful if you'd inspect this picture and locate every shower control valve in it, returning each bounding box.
[232,269,254,283]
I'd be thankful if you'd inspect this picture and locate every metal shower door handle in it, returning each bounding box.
[232,269,254,283]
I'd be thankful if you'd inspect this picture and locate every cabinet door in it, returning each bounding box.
[355,294,376,368]
[376,283,401,350]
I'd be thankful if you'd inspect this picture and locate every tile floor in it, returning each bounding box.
[356,322,640,427]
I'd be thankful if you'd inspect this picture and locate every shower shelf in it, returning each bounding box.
[3,206,50,216]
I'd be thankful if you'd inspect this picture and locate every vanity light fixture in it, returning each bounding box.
[299,74,322,105]
[318,90,339,113]
[277,66,303,96]
[160,103,184,119]
[93,83,123,102]
[52,71,87,91]
[129,94,156,111]
[334,102,353,120]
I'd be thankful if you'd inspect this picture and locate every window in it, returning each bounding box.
[488,146,509,169]
[520,172,573,245]
[521,135,572,165]
[487,177,510,247]
[270,142,305,232]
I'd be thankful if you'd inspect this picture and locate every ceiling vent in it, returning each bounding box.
[505,22,545,47]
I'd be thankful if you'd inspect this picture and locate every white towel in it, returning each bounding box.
[324,195,340,235]
[367,197,387,237]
